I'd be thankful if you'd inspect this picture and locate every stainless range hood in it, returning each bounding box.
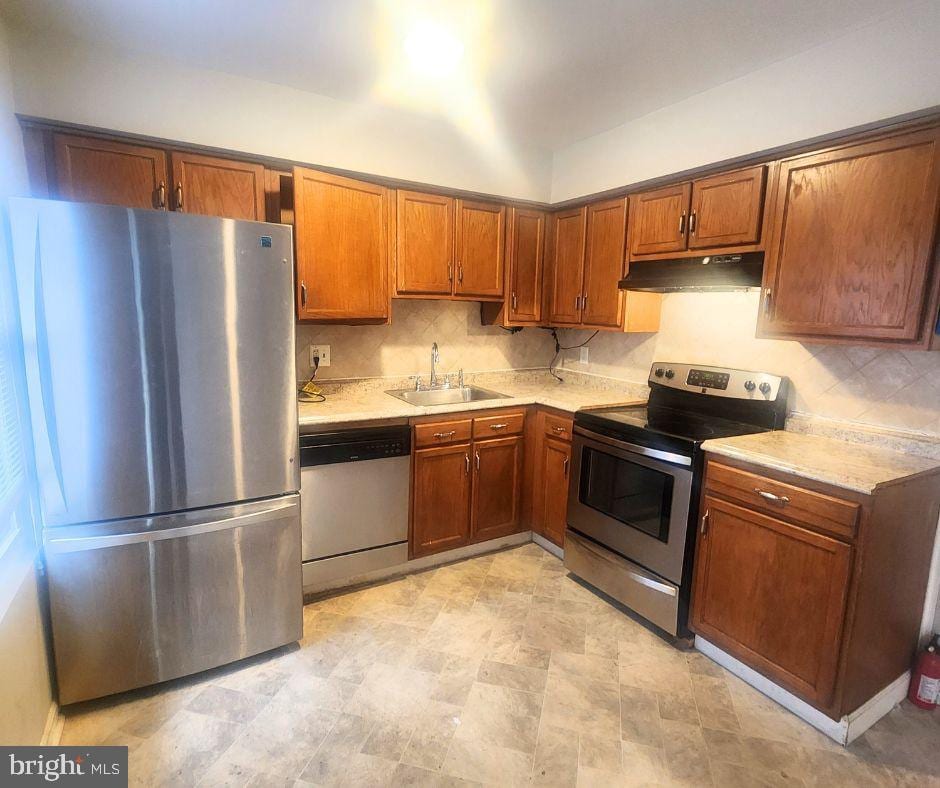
[619,252,764,292]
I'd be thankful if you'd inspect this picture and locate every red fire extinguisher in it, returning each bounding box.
[909,634,940,710]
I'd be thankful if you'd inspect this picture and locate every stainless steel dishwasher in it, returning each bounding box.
[299,425,411,590]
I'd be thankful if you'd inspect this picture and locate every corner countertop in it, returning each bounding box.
[297,372,647,430]
[701,430,940,495]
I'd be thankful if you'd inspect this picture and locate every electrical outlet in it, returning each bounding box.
[579,347,589,364]
[309,344,331,368]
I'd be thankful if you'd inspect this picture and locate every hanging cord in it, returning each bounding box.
[546,328,599,383]
[298,354,326,403]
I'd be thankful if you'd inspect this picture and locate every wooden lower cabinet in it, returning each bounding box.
[411,443,471,557]
[538,436,571,547]
[690,456,940,719]
[471,435,523,542]
[691,495,852,707]
[410,409,527,558]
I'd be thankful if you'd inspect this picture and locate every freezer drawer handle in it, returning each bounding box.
[45,499,298,554]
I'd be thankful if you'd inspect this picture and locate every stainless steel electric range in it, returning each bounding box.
[564,362,789,639]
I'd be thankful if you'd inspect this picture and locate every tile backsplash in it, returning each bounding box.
[558,291,940,437]
[296,299,555,382]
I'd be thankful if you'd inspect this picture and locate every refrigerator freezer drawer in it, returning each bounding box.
[45,495,302,705]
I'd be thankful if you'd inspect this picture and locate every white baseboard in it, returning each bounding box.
[532,533,563,559]
[303,531,532,596]
[844,671,910,744]
[694,637,908,745]
[40,701,63,746]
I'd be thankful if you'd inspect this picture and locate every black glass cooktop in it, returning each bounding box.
[575,403,771,459]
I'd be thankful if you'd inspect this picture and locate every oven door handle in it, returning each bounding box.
[572,425,692,467]
[573,533,678,597]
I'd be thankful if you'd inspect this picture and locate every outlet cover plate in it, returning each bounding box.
[309,344,331,368]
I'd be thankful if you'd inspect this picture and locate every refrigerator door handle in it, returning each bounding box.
[45,497,299,554]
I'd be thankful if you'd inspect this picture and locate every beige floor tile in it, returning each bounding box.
[531,724,579,787]
[422,611,496,657]
[360,719,414,761]
[400,700,464,771]
[185,685,272,725]
[523,609,586,654]
[454,681,542,755]
[542,670,620,740]
[389,762,483,787]
[620,740,670,786]
[579,733,621,773]
[549,651,618,686]
[441,736,534,785]
[343,662,438,723]
[659,718,712,785]
[431,654,482,706]
[477,658,548,693]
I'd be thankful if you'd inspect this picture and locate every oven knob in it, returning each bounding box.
[759,381,772,395]
[664,369,675,379]
[744,380,756,391]
[654,367,665,377]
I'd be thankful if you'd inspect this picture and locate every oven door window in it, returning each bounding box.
[578,446,674,542]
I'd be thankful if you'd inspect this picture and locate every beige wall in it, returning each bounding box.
[8,28,552,202]
[558,292,940,437]
[0,14,54,745]
[296,299,554,382]
[550,1,940,202]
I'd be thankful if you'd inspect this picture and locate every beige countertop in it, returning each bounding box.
[702,430,940,495]
[298,374,646,430]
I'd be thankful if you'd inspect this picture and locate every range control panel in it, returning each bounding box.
[686,369,730,390]
[648,362,786,401]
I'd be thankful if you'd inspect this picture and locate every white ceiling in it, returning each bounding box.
[1,0,907,150]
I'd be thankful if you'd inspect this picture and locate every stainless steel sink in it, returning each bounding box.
[385,385,508,406]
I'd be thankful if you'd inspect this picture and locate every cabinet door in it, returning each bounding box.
[53,133,168,210]
[690,497,852,708]
[292,167,389,322]
[539,436,571,547]
[471,436,524,543]
[455,199,505,299]
[170,152,265,220]
[760,128,940,343]
[688,165,766,249]
[395,190,454,296]
[581,198,627,328]
[628,183,691,255]
[412,444,471,557]
[548,207,587,324]
[506,208,545,323]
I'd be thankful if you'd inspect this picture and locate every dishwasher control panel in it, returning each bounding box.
[299,425,411,467]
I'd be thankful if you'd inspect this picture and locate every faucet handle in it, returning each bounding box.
[458,369,464,388]
[412,375,422,391]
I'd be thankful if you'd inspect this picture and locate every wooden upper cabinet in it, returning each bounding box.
[581,198,627,328]
[506,208,545,324]
[548,207,587,324]
[170,152,265,220]
[629,183,691,256]
[760,128,940,344]
[455,199,505,299]
[52,133,168,210]
[412,443,471,558]
[395,190,454,296]
[471,435,524,542]
[688,165,766,249]
[691,496,852,708]
[292,167,390,322]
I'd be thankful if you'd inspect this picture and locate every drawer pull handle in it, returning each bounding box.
[755,489,790,505]
[489,423,508,430]
[552,425,567,434]
[700,508,709,535]
[433,430,457,439]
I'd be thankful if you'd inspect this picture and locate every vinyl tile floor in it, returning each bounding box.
[60,544,940,786]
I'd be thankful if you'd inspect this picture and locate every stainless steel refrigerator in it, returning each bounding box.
[9,198,302,705]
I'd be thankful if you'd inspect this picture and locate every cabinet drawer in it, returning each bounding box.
[414,418,472,448]
[705,460,859,540]
[542,412,573,441]
[472,411,525,439]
